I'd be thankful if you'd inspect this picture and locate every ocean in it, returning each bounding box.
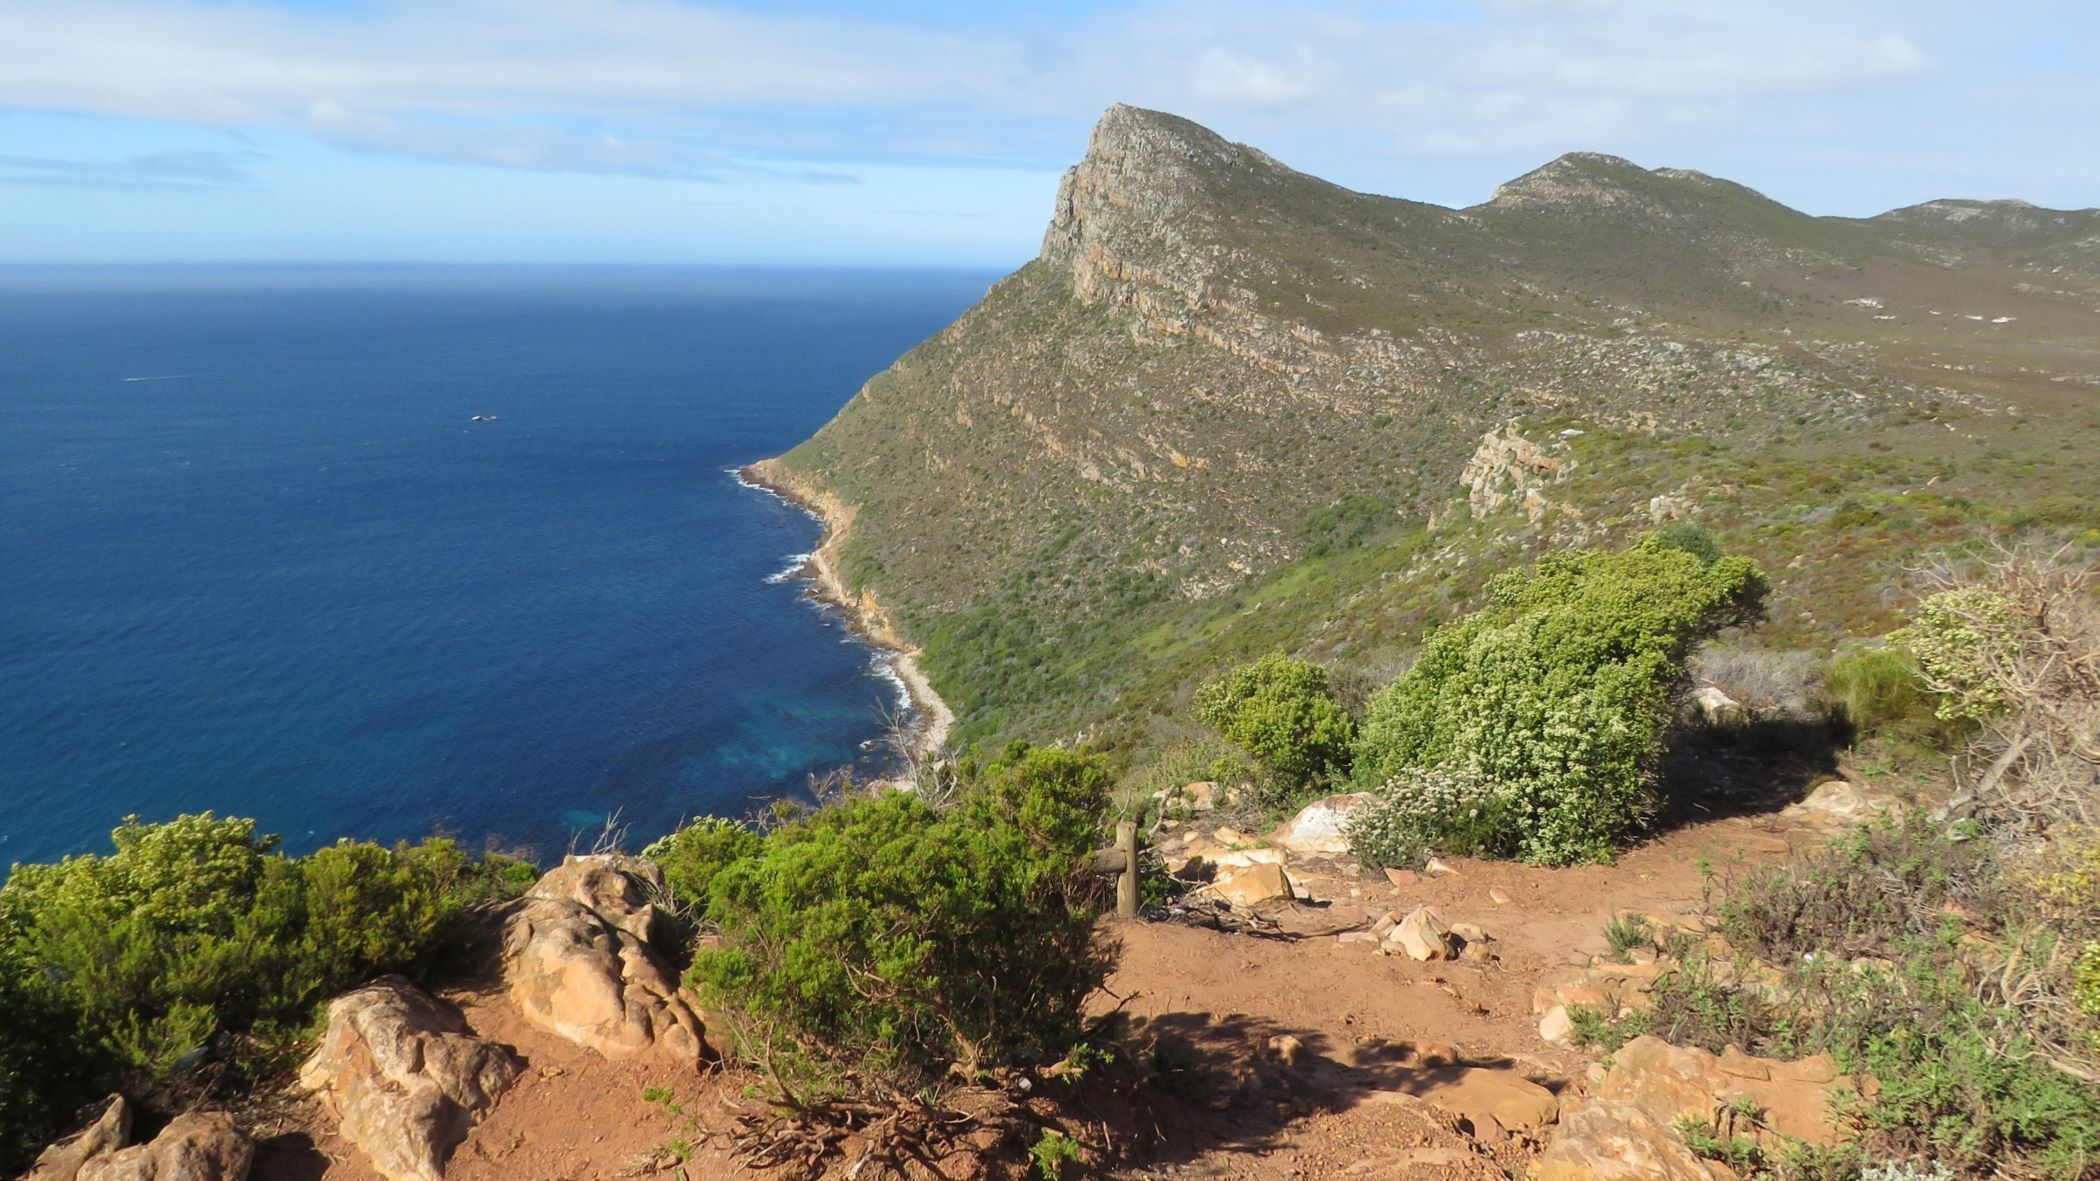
[0,266,995,866]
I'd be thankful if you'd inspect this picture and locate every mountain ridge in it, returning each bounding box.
[773,104,2100,750]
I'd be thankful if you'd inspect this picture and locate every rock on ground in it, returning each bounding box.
[1208,862,1293,907]
[1536,1098,1727,1181]
[500,854,710,1066]
[299,976,522,1181]
[1386,907,1458,961]
[74,1113,252,1181]
[1266,793,1371,856]
[25,1095,131,1181]
[1383,1066,1559,1133]
[1595,1035,1851,1146]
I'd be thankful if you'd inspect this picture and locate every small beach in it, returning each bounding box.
[736,459,955,759]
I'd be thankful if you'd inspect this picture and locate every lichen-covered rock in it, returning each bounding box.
[74,1114,251,1181]
[298,977,520,1181]
[501,857,709,1066]
[25,1095,130,1181]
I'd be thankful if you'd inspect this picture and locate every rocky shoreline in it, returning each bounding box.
[735,459,955,760]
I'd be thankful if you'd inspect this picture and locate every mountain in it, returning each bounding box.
[766,105,2100,750]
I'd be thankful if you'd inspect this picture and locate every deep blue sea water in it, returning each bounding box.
[0,266,994,866]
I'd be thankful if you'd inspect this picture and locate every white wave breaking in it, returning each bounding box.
[764,553,813,585]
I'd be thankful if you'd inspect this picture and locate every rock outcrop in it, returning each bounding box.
[1591,1036,1854,1147]
[24,1096,131,1181]
[73,1114,251,1181]
[499,854,709,1066]
[298,977,521,1181]
[1536,1099,1727,1181]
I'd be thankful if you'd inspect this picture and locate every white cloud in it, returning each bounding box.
[0,0,1993,179]
[0,149,264,190]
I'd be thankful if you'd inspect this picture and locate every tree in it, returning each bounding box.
[1354,535,1767,865]
[1194,654,1356,796]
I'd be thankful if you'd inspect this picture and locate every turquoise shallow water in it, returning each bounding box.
[0,265,993,865]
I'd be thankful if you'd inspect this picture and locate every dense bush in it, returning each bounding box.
[0,815,534,1172]
[642,817,764,918]
[1355,535,1767,865]
[1194,654,1355,800]
[1343,767,1506,870]
[685,746,1115,1101]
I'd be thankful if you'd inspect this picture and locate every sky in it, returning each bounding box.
[1,0,2095,267]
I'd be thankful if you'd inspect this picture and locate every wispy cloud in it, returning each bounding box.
[0,149,263,191]
[0,0,1947,169]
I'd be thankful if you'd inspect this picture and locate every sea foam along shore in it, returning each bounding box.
[734,460,955,759]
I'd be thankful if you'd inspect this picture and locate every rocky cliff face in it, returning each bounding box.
[772,105,2100,747]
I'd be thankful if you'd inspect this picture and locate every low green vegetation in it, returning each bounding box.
[1573,815,2100,1180]
[674,745,1115,1103]
[0,815,535,1171]
[1193,653,1354,806]
[1352,534,1767,864]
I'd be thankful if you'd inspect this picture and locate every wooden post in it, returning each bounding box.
[1115,821,1139,919]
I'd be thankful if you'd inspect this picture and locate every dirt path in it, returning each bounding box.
[250,804,1844,1181]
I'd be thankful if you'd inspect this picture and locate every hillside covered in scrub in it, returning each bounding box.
[768,104,2100,751]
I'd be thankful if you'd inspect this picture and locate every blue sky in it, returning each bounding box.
[1,0,2095,266]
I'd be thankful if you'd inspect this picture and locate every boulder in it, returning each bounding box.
[25,1095,131,1181]
[1385,907,1457,961]
[1691,685,1748,727]
[1208,862,1293,908]
[75,1113,251,1181]
[1386,1066,1559,1131]
[1536,1099,1725,1181]
[527,852,666,942]
[1781,779,1902,827]
[501,858,710,1066]
[1266,793,1371,856]
[1594,1036,1851,1147]
[299,977,522,1181]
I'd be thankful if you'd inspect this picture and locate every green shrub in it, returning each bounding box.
[1713,813,1997,965]
[1029,1129,1082,1179]
[1194,654,1355,796]
[0,815,533,1172]
[686,747,1115,1100]
[1355,535,1767,865]
[1651,520,1723,566]
[643,818,764,917]
[1826,646,1955,745]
